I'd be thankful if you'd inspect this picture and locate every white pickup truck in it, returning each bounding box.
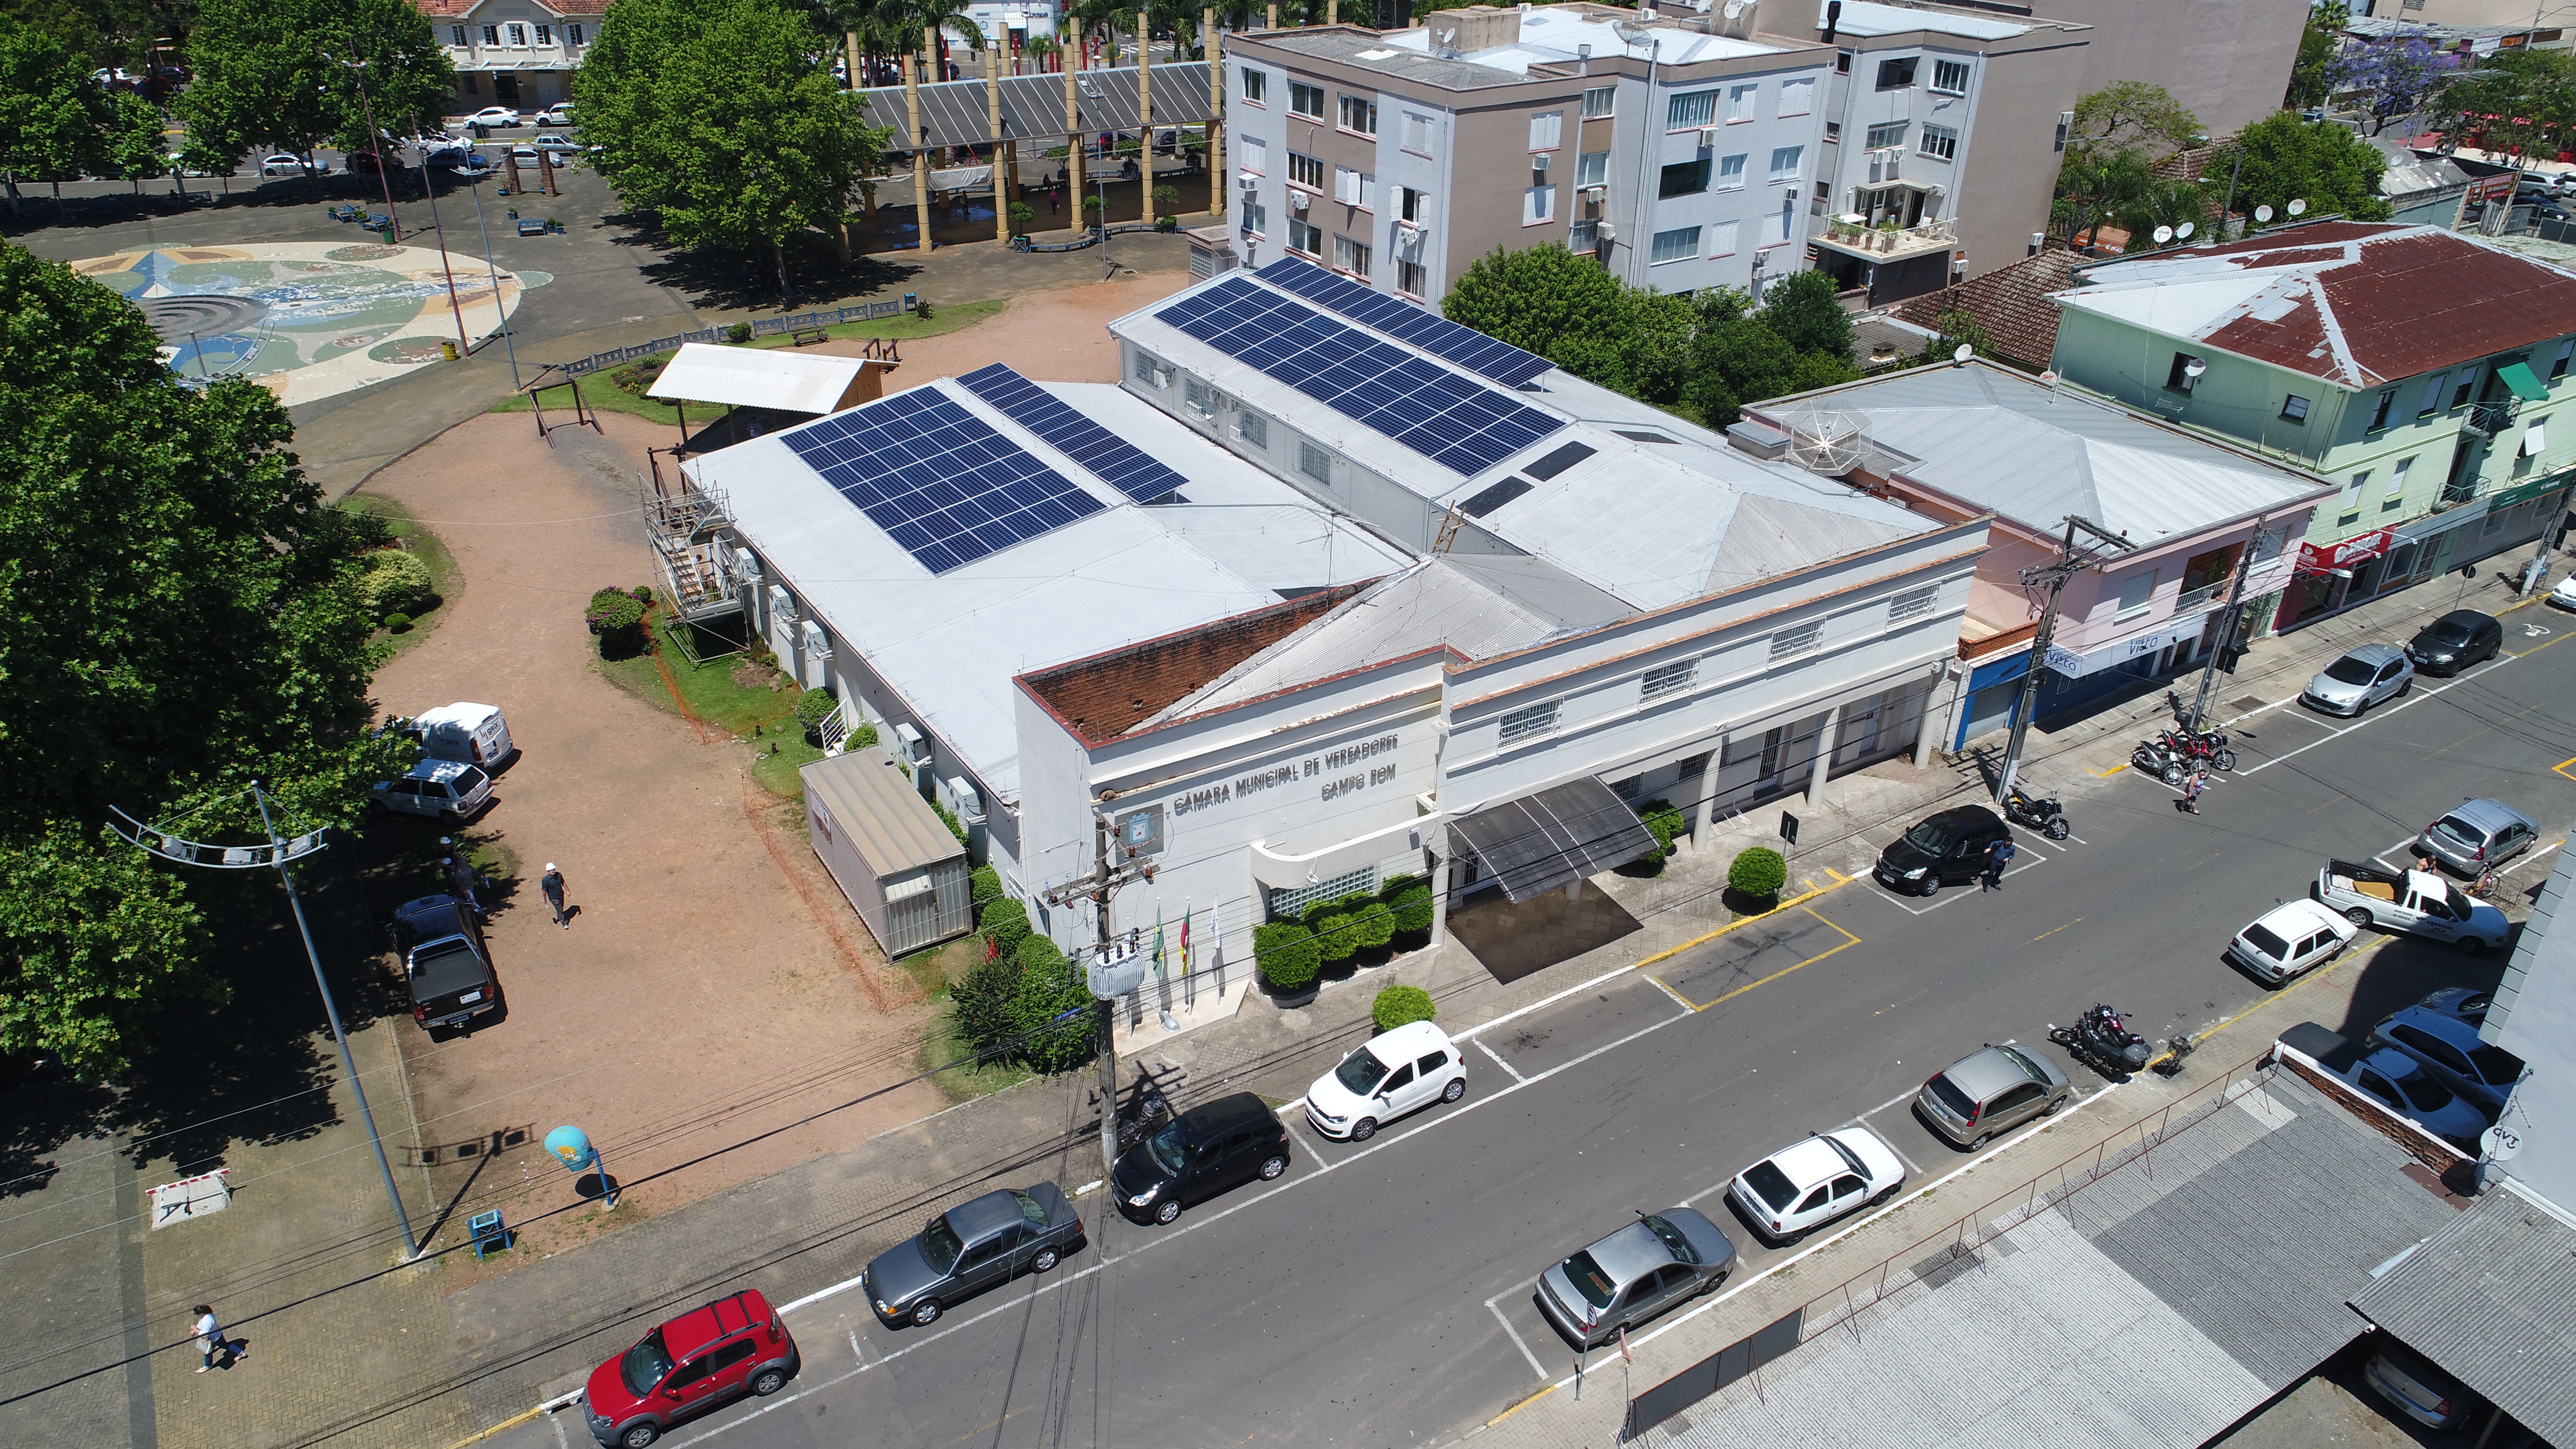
[2313,860,2512,952]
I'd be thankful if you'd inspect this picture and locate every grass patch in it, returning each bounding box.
[590,603,831,801]
[920,1000,1038,1103]
[749,734,825,799]
[340,494,457,660]
[488,298,1012,421]
[895,935,979,1002]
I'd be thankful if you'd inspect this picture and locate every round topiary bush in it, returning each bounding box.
[1388,885,1434,937]
[727,321,754,344]
[1729,845,1788,902]
[1254,921,1320,992]
[1349,897,1395,952]
[585,587,647,659]
[357,549,435,620]
[1312,912,1358,969]
[1371,983,1436,1032]
[969,866,1004,917]
[383,612,413,633]
[794,689,840,741]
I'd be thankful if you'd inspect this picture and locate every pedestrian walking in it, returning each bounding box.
[1981,837,2017,891]
[2183,768,2209,815]
[540,863,569,928]
[443,854,482,914]
[193,1305,241,1371]
[1046,184,1058,214]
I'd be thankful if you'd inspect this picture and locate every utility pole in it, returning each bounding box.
[109,784,422,1259]
[1041,808,1158,1174]
[2182,516,2274,733]
[1994,515,2133,808]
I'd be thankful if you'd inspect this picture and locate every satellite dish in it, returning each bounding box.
[2152,225,2174,243]
[2183,357,2207,378]
[1776,406,1867,475]
[1952,343,1975,364]
[2287,198,2308,216]
[2254,204,2274,222]
[1723,0,1747,15]
[2484,1123,2524,1161]
[2176,222,2195,239]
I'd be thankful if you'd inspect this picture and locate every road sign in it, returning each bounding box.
[1779,811,1800,846]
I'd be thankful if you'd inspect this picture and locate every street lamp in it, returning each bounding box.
[330,45,472,354]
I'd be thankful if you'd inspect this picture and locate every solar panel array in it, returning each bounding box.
[1154,277,1566,477]
[956,362,1189,503]
[1256,258,1554,387]
[782,387,1104,575]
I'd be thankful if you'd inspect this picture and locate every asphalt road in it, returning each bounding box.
[514,610,2576,1449]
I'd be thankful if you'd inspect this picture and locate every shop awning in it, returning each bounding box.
[1451,779,1657,902]
[2497,361,2549,402]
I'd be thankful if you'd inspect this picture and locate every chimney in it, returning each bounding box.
[1822,0,1839,42]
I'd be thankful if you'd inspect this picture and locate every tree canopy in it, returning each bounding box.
[0,239,402,1074]
[0,15,106,213]
[577,0,889,302]
[2067,80,2201,161]
[2326,29,2456,136]
[2286,0,2349,111]
[175,0,450,168]
[2214,111,2392,227]
[2423,48,2576,165]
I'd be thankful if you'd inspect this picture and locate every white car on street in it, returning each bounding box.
[259,153,319,176]
[461,105,522,129]
[2549,572,2576,611]
[1304,1019,1465,1141]
[1727,1127,1907,1244]
[2224,898,2358,983]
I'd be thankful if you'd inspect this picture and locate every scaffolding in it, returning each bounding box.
[644,449,745,663]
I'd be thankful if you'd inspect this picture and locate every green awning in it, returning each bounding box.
[2497,361,2550,402]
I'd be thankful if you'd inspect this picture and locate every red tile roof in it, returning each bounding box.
[411,0,610,18]
[1016,584,1370,746]
[1890,248,2084,371]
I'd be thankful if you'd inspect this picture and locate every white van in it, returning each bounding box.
[413,703,515,768]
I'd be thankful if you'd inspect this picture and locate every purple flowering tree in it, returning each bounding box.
[2327,29,2460,135]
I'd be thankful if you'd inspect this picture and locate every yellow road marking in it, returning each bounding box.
[1487,1385,1558,1426]
[1824,866,1852,883]
[1631,875,1853,970]
[2556,754,2576,781]
[1690,1068,1758,1103]
[2033,917,2085,943]
[1687,906,1863,1012]
[1641,972,1697,1011]
[2090,761,2131,778]
[1873,988,1929,1017]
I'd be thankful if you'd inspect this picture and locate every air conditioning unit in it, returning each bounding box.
[1700,125,1722,146]
[1585,185,1606,204]
[765,584,796,621]
[1531,151,1551,170]
[894,722,931,768]
[733,552,763,583]
[799,620,832,660]
[939,775,986,826]
[1238,173,1258,189]
[1289,189,1309,210]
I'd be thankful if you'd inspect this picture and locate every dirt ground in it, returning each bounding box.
[802,272,1189,386]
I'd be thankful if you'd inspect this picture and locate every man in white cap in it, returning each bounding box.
[539,863,569,928]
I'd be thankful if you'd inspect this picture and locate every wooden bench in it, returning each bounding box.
[788,323,830,347]
[516,218,547,236]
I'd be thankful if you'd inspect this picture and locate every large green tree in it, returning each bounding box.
[578,0,888,303]
[2214,111,2392,227]
[2066,80,2201,161]
[176,0,449,172]
[1442,242,1699,399]
[100,87,163,193]
[2286,0,2349,111]
[2423,48,2576,166]
[0,15,105,215]
[1683,286,1860,427]
[0,240,402,1074]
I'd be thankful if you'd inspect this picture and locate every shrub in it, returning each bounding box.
[335,506,394,551]
[913,298,934,321]
[931,799,970,847]
[1389,885,1434,934]
[850,721,880,749]
[1379,873,1421,901]
[793,690,840,739]
[950,951,1023,1060]
[726,321,753,344]
[969,866,1004,917]
[981,896,1031,961]
[1012,937,1095,1072]
[1349,897,1395,951]
[1312,912,1358,968]
[630,585,654,604]
[1729,845,1788,901]
[1253,921,1320,991]
[1371,983,1436,1032]
[383,612,413,633]
[356,549,435,619]
[1633,798,1688,875]
[584,586,646,659]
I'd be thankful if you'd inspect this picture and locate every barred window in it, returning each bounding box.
[1131,349,1166,386]
[1299,442,1332,483]
[1183,377,1214,418]
[1887,584,1938,623]
[1266,866,1377,922]
[1642,659,1696,699]
[1236,411,1269,449]
[1497,701,1559,743]
[1769,622,1823,660]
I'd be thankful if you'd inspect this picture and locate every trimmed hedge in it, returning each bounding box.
[1312,912,1358,968]
[969,866,1004,917]
[1729,845,1788,900]
[1012,936,1095,1072]
[980,896,1031,961]
[1371,983,1436,1031]
[1349,897,1395,951]
[1253,920,1320,990]
[1388,885,1434,934]
[793,690,839,738]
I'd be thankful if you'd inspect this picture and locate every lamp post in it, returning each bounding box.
[334,46,471,354]
[464,169,523,388]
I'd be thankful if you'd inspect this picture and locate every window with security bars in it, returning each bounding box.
[1497,701,1559,743]
[1299,442,1332,483]
[451,25,467,45]
[1397,259,1429,296]
[1769,621,1823,660]
[1237,411,1269,449]
[1266,866,1377,922]
[1183,377,1214,418]
[1642,660,1695,699]
[568,24,586,43]
[1668,89,1716,130]
[1887,584,1938,623]
[1131,350,1166,386]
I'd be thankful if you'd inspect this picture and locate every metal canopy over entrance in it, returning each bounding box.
[1451,778,1656,902]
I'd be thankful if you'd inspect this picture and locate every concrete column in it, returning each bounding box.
[1138,9,1154,221]
[1912,668,1948,769]
[845,30,861,89]
[1696,734,1725,840]
[1805,704,1842,810]
[1206,10,1223,225]
[904,51,931,250]
[1564,877,1582,902]
[1327,0,1338,24]
[1267,2,1279,28]
[1426,828,1452,950]
[1065,40,1084,223]
[987,43,1007,244]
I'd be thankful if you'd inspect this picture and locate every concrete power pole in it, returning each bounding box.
[1042,809,1159,1174]
[2181,516,2274,733]
[906,44,933,251]
[1993,515,2132,808]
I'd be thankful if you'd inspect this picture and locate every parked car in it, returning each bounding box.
[2361,1338,2480,1430]
[1535,1207,1736,1348]
[2404,609,2503,676]
[426,146,492,175]
[532,133,580,156]
[2371,1006,2526,1113]
[1304,1019,1465,1141]
[1725,1127,1906,1244]
[2301,642,2413,716]
[2415,797,2540,876]
[1111,1091,1289,1225]
[344,150,390,176]
[2550,572,2576,611]
[2278,1022,2490,1150]
[1914,1042,2072,1147]
[2414,986,2491,1030]
[389,894,501,1032]
[540,102,576,125]
[581,1288,798,1448]
[861,1183,1082,1328]
[259,153,319,176]
[406,702,516,767]
[1873,805,2013,896]
[2223,897,2358,984]
[373,758,493,820]
[508,144,540,166]
[2313,860,2511,951]
[462,105,523,129]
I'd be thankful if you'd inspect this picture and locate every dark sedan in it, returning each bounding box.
[862,1184,1082,1327]
[2405,609,2502,676]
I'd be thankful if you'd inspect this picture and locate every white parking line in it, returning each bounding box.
[1641,973,1699,1012]
[1288,1118,1333,1171]
[1872,852,2048,916]
[1475,1037,1529,1083]
[1487,1296,1550,1379]
[2244,660,2507,776]
[1454,960,1646,1045]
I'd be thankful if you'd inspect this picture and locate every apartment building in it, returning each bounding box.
[417,0,603,112]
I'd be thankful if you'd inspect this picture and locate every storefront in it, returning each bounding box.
[2276,470,2575,631]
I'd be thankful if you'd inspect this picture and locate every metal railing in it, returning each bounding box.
[563,299,914,376]
[2468,397,2521,437]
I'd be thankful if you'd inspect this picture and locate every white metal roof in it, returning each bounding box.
[1816,0,2033,40]
[646,343,878,415]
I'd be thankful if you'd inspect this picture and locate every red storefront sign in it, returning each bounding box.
[2297,528,2394,575]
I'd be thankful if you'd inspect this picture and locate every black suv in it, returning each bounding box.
[1111,1092,1290,1225]
[2406,609,2503,676]
[1873,805,2013,897]
[389,894,502,1033]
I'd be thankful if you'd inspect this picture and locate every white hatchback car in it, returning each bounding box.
[463,105,522,129]
[1304,1019,1465,1141]
[1727,1127,1907,1244]
[2224,898,2358,983]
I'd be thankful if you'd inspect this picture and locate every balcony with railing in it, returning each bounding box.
[2467,397,2521,437]
[1813,214,1957,263]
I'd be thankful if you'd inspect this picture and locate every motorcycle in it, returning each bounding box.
[2002,788,2071,841]
[1110,1075,1174,1151]
[2049,1003,2151,1076]
[2157,726,2238,773]
[2130,740,2190,786]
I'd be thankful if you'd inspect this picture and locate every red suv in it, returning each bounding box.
[580,1289,799,1448]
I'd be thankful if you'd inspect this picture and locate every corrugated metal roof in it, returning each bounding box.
[799,745,966,877]
[646,343,871,414]
[2056,222,2576,389]
[2351,1187,2576,1445]
[2486,814,2575,1036]
[860,63,1212,153]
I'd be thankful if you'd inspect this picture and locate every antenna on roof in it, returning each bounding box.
[2254,204,2274,223]
[1776,406,1866,475]
[1951,343,1974,366]
[2176,221,2195,239]
[2287,198,2308,217]
[2039,369,2061,401]
[2153,225,2174,244]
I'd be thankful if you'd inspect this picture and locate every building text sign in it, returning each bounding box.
[1169,734,1401,816]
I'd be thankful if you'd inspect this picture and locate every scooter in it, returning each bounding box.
[2130,740,2190,786]
[2002,789,2071,841]
[2049,1004,2151,1077]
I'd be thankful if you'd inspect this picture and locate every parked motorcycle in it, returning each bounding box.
[2002,788,2072,840]
[2130,740,2190,786]
[1111,1076,1174,1151]
[2049,1003,2151,1076]
[2157,726,2238,773]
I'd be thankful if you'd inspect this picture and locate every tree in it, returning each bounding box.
[1443,243,1627,362]
[1754,269,1855,364]
[2424,48,2576,165]
[2112,173,2212,250]
[0,16,105,214]
[1010,937,1094,1072]
[2051,146,2156,247]
[100,88,163,194]
[0,239,404,1075]
[2213,111,2392,227]
[2286,0,2349,111]
[577,0,889,304]
[2066,80,2201,161]
[1683,287,1859,427]
[177,0,449,172]
[2326,29,2455,136]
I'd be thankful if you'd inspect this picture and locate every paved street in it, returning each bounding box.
[469,608,2574,1449]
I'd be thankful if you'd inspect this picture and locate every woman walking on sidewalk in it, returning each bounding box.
[2182,768,2209,815]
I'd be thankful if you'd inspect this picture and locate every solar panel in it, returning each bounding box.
[1153,277,1564,477]
[1255,257,1555,387]
[782,387,1104,575]
[954,362,1190,503]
